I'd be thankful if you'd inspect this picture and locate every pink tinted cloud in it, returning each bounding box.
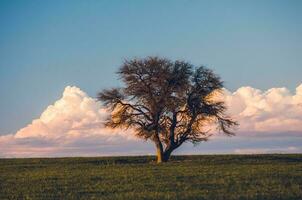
[234,146,300,154]
[0,84,301,157]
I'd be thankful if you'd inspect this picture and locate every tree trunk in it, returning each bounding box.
[154,135,175,163]
[153,132,166,163]
[156,145,164,163]
[156,145,175,163]
[162,147,174,162]
[154,136,164,163]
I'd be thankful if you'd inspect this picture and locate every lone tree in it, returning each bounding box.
[98,57,237,163]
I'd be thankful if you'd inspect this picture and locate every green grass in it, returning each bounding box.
[0,154,301,200]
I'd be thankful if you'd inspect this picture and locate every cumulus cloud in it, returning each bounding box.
[15,86,121,139]
[0,84,302,157]
[0,86,149,157]
[15,86,132,140]
[224,84,302,135]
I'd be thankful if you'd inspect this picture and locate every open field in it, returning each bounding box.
[0,154,301,200]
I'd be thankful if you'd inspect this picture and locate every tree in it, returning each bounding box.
[98,57,237,163]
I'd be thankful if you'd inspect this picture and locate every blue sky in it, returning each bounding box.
[0,1,302,157]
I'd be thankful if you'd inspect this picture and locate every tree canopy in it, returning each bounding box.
[98,57,237,163]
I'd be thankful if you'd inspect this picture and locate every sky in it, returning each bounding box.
[0,0,302,157]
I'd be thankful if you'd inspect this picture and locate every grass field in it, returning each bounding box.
[0,154,301,200]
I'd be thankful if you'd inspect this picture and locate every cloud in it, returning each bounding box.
[0,84,302,157]
[234,146,300,154]
[0,86,150,157]
[15,86,131,140]
[224,84,302,135]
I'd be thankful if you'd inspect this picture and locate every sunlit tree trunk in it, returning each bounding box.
[154,134,164,163]
[154,134,177,163]
[156,144,175,163]
[156,145,164,163]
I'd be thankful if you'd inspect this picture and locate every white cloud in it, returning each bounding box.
[0,86,147,158]
[224,84,302,135]
[0,84,302,157]
[15,86,129,140]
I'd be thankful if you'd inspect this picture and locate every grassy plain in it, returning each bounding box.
[0,154,301,200]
